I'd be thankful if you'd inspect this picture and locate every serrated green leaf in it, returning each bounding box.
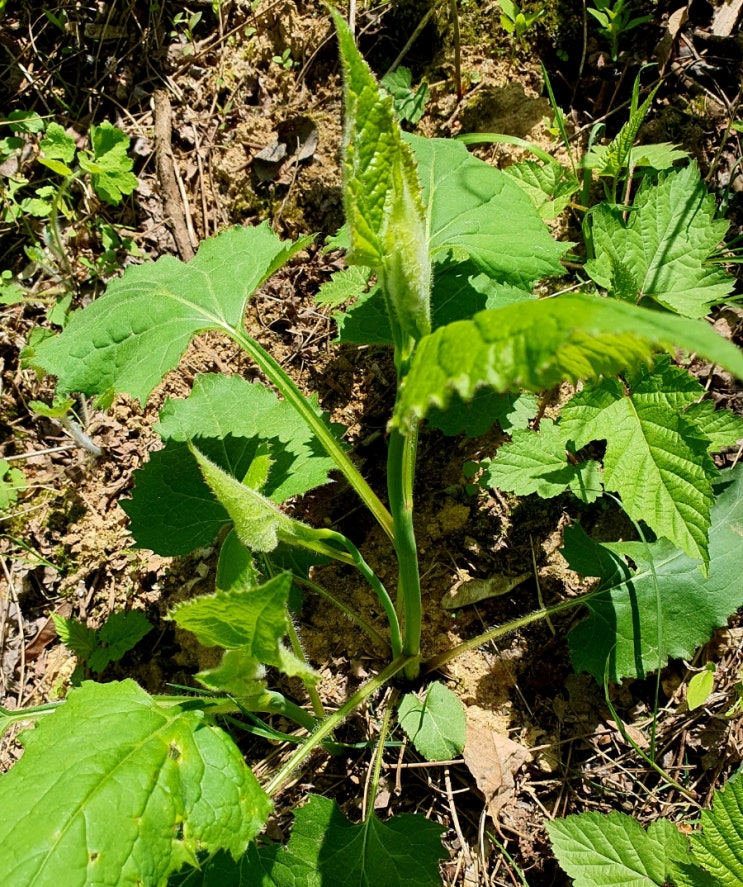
[428,389,538,437]
[392,293,743,436]
[0,680,271,886]
[398,681,466,761]
[315,265,371,306]
[561,363,717,566]
[34,224,314,404]
[381,66,430,125]
[85,121,138,204]
[407,134,568,286]
[232,793,446,887]
[40,121,76,164]
[548,811,699,887]
[196,649,270,697]
[684,400,743,453]
[503,160,579,219]
[90,609,152,672]
[51,613,98,661]
[565,469,743,680]
[586,163,734,317]
[481,418,603,503]
[334,9,431,347]
[690,768,743,884]
[583,142,688,173]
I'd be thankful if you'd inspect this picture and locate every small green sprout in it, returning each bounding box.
[587,0,651,61]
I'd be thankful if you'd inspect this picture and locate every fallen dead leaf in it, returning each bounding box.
[462,715,531,823]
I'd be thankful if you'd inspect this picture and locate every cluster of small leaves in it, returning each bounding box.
[53,609,152,675]
[549,767,743,885]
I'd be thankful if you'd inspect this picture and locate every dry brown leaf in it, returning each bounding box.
[463,717,531,823]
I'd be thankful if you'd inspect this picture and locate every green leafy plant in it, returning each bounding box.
[271,47,297,70]
[548,767,743,885]
[0,459,25,511]
[587,0,651,61]
[496,0,546,47]
[1,11,742,885]
[52,610,153,678]
[381,66,430,125]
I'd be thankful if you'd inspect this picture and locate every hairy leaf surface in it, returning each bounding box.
[0,680,270,886]
[565,469,743,680]
[548,812,705,887]
[33,224,313,403]
[392,293,743,434]
[690,768,743,884]
[586,163,733,317]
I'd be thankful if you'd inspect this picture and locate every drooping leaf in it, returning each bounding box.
[34,224,314,404]
[406,133,568,286]
[0,680,271,886]
[392,293,743,434]
[398,682,466,761]
[122,376,339,555]
[690,768,743,884]
[222,794,446,887]
[503,160,580,219]
[333,9,431,346]
[195,649,271,697]
[560,363,718,566]
[481,418,603,503]
[564,468,743,681]
[548,811,707,887]
[585,163,734,317]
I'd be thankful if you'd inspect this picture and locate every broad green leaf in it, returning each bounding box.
[690,768,743,884]
[585,164,734,317]
[196,649,271,697]
[0,459,25,509]
[481,418,603,503]
[406,133,568,286]
[334,9,431,346]
[90,609,152,672]
[34,224,314,404]
[51,612,98,661]
[398,681,466,761]
[122,375,340,555]
[503,160,580,219]
[0,680,271,886]
[315,265,371,306]
[392,293,743,434]
[684,400,743,453]
[228,793,446,886]
[39,121,76,164]
[561,362,718,565]
[565,468,743,680]
[548,811,702,887]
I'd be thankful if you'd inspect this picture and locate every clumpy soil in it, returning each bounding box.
[1,1,742,884]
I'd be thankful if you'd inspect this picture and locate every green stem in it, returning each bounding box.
[387,423,422,680]
[365,690,397,821]
[314,528,402,659]
[285,617,326,719]
[266,654,414,797]
[229,327,394,543]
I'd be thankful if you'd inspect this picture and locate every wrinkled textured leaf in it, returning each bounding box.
[428,389,538,437]
[583,142,688,173]
[565,468,743,681]
[315,265,371,306]
[503,160,579,219]
[561,362,718,565]
[407,133,567,286]
[392,293,743,434]
[690,768,743,884]
[123,376,338,555]
[220,793,446,886]
[398,682,466,761]
[586,163,733,317]
[548,811,702,887]
[40,121,76,164]
[0,680,270,886]
[84,121,139,204]
[34,224,313,404]
[334,9,431,345]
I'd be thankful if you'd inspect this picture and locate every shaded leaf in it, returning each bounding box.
[690,768,743,884]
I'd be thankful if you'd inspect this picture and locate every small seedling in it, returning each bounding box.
[272,48,297,70]
[496,0,546,47]
[587,0,651,61]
